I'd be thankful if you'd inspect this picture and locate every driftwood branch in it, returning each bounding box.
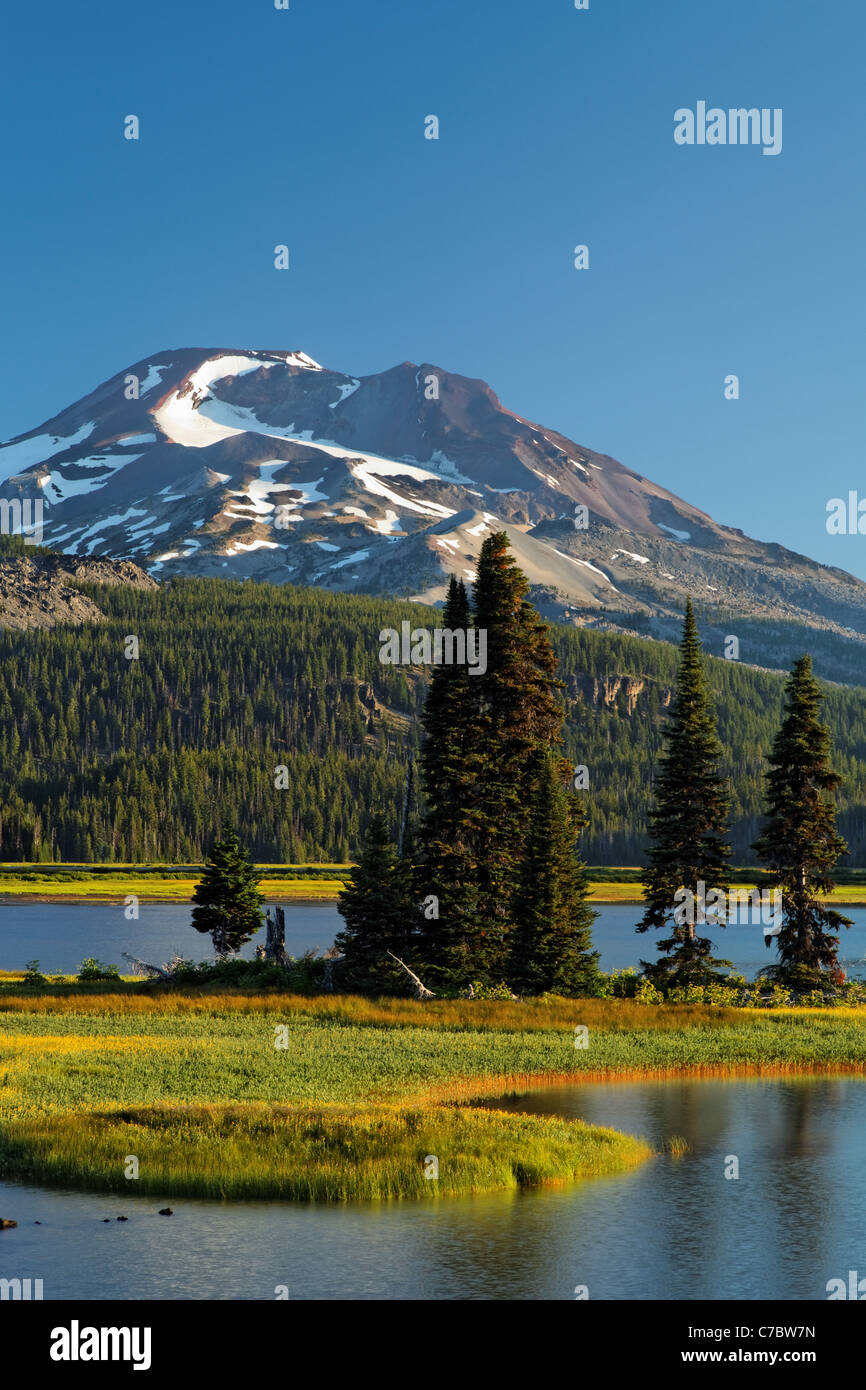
[122,951,172,980]
[387,951,436,1000]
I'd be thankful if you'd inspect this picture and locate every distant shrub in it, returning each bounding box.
[635,979,663,1005]
[800,989,829,1008]
[77,957,121,982]
[157,953,327,992]
[464,980,515,1001]
[687,982,739,1007]
[665,984,709,1005]
[23,960,47,987]
[596,968,640,999]
[286,951,327,994]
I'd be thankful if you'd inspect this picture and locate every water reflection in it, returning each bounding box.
[2,1077,863,1300]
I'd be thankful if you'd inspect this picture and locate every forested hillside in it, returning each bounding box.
[0,576,864,864]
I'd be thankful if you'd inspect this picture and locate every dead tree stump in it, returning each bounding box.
[263,907,290,966]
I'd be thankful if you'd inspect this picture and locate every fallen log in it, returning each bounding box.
[121,952,172,980]
[387,951,436,1001]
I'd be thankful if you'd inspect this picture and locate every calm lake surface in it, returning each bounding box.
[2,900,865,978]
[3,906,864,1299]
[2,1077,864,1300]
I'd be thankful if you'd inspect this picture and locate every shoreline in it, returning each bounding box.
[1,995,865,1202]
[2,888,866,906]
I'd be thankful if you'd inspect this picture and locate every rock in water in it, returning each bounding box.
[158,1208,173,1216]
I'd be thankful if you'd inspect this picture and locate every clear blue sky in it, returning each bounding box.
[2,0,865,574]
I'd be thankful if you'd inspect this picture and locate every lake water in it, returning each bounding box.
[2,900,865,979]
[1,1076,863,1299]
[3,904,864,1299]
[0,901,340,975]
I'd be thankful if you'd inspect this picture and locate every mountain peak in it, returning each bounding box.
[1,347,866,681]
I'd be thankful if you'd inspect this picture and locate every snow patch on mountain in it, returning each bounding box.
[0,421,97,483]
[138,365,170,395]
[153,354,292,447]
[329,379,360,408]
[40,453,145,502]
[225,537,281,556]
[371,510,401,535]
[330,549,369,569]
[555,551,616,586]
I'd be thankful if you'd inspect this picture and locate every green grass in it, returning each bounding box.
[0,989,865,1201]
[0,1102,650,1202]
[0,877,347,901]
[2,863,864,902]
[0,862,351,900]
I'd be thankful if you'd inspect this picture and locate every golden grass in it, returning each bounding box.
[0,1101,653,1201]
[0,989,762,1029]
[2,875,863,903]
[0,877,347,901]
[2,989,865,1203]
[586,882,866,904]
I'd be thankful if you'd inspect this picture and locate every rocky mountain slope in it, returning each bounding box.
[2,347,865,678]
[0,551,157,630]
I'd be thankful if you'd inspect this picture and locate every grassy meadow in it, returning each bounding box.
[1,984,866,1202]
[0,863,351,901]
[3,863,866,903]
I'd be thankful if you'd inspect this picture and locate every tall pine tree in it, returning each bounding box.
[415,576,485,983]
[509,753,600,995]
[415,536,571,987]
[637,599,732,986]
[470,533,563,964]
[753,655,852,986]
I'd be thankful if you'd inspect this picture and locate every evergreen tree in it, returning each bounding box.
[753,655,852,985]
[415,576,486,983]
[472,533,563,888]
[335,809,414,993]
[509,754,600,995]
[638,599,732,986]
[191,827,265,956]
[470,535,564,975]
[414,540,568,986]
[398,754,419,859]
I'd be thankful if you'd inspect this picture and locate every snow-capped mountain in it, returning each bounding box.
[2,347,866,679]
